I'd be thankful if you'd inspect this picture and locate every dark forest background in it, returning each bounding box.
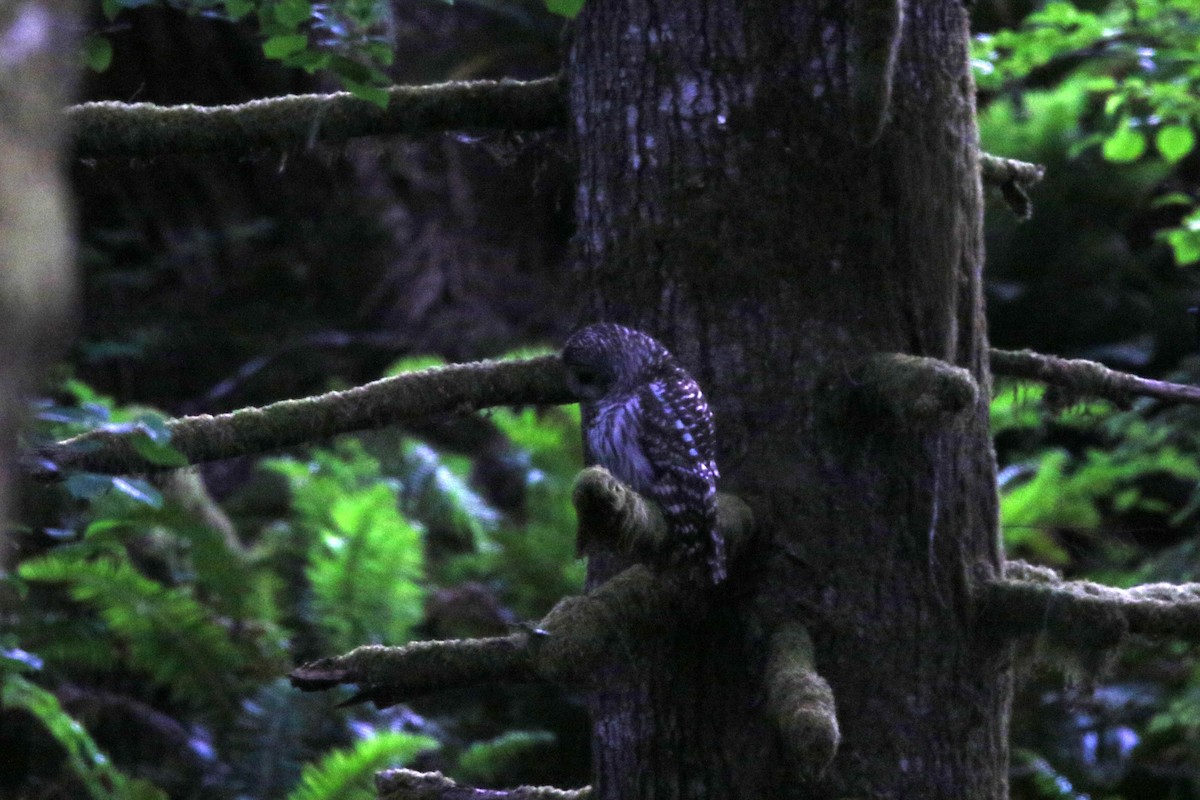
[4,1,1200,798]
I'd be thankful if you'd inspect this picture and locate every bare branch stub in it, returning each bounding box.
[979,153,1046,219]
[850,353,979,421]
[764,623,840,778]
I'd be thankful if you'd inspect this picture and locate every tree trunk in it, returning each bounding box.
[568,2,1009,798]
[0,0,80,564]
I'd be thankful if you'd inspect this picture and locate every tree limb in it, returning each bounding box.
[31,355,574,479]
[376,769,590,800]
[989,348,1200,408]
[764,623,839,778]
[572,466,753,565]
[290,481,755,702]
[850,353,979,419]
[289,635,535,704]
[69,76,565,158]
[978,560,1200,644]
[979,153,1045,219]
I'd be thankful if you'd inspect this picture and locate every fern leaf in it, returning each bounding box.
[453,730,556,786]
[1,672,167,800]
[287,732,437,800]
[18,551,242,708]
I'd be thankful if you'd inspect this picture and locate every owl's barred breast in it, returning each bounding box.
[587,393,654,491]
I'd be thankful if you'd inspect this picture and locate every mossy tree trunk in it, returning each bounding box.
[569,2,1009,798]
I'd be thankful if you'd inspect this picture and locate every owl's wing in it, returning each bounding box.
[639,373,725,583]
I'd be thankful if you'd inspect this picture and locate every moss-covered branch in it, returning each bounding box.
[289,634,535,706]
[292,491,754,703]
[69,76,565,158]
[764,623,839,778]
[990,348,1200,407]
[376,769,590,800]
[32,355,573,478]
[979,153,1045,219]
[851,353,979,419]
[979,560,1200,644]
[572,466,754,566]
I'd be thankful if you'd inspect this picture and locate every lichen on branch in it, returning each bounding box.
[989,348,1200,408]
[376,769,590,800]
[32,355,574,478]
[979,560,1200,644]
[69,76,566,157]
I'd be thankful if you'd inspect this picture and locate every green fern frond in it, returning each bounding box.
[400,441,498,550]
[14,616,120,674]
[223,679,324,799]
[286,732,437,800]
[454,730,556,786]
[307,483,425,652]
[1,672,167,800]
[17,551,242,708]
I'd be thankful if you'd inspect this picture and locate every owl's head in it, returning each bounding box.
[562,323,671,400]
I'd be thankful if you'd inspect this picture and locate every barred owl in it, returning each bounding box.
[562,323,726,583]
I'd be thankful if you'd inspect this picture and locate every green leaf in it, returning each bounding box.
[83,35,113,72]
[455,731,556,784]
[1151,191,1195,208]
[340,79,390,109]
[544,0,585,16]
[110,477,163,509]
[1156,124,1196,163]
[1102,122,1146,163]
[66,473,116,501]
[287,732,437,800]
[1162,227,1200,265]
[18,551,242,707]
[263,33,309,60]
[274,0,311,28]
[2,672,169,800]
[102,0,120,20]
[223,0,253,19]
[129,432,188,468]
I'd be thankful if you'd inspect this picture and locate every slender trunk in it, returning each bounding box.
[569,2,1010,797]
[0,1,80,564]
